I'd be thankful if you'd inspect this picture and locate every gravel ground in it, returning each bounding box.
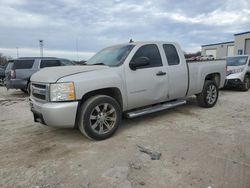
[0,86,250,188]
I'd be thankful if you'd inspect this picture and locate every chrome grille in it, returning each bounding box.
[31,83,49,102]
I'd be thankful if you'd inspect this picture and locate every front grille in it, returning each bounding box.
[31,83,48,102]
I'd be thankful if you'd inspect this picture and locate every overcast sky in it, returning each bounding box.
[0,0,250,60]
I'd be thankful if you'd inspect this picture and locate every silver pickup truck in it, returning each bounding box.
[30,41,226,140]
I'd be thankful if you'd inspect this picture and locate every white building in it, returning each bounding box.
[201,31,250,59]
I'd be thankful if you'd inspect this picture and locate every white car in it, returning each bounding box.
[200,55,215,61]
[225,55,250,91]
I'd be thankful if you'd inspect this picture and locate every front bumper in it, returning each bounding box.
[224,79,243,87]
[30,98,78,128]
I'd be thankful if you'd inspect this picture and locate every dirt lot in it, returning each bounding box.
[0,86,250,188]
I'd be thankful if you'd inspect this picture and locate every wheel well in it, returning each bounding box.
[205,73,220,86]
[80,88,123,109]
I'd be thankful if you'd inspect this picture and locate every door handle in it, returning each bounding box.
[156,71,166,76]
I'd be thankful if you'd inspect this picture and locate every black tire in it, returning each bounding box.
[78,95,122,140]
[197,80,219,108]
[21,89,28,93]
[241,76,250,91]
[20,82,31,94]
[27,82,31,95]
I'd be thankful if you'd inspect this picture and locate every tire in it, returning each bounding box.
[78,95,122,140]
[197,80,219,108]
[241,76,250,91]
[20,82,31,94]
[27,82,31,95]
[21,89,28,93]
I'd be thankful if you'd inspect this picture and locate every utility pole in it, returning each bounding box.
[16,47,19,58]
[76,39,79,62]
[39,40,44,58]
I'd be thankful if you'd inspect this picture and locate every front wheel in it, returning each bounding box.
[78,95,122,140]
[197,80,219,108]
[241,76,250,91]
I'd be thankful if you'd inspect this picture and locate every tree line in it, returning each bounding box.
[0,53,12,66]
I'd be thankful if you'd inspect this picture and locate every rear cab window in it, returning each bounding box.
[40,60,61,68]
[163,44,180,66]
[13,60,35,69]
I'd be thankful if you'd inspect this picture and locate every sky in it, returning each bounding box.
[0,0,250,60]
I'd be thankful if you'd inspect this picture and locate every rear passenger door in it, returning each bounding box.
[40,60,61,68]
[163,44,188,99]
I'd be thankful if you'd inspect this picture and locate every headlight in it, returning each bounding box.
[231,68,244,74]
[50,82,76,101]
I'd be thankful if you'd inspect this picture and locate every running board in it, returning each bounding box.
[126,100,187,118]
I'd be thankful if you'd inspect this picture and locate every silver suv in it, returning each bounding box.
[5,57,74,93]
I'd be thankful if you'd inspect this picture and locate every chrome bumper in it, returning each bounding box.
[30,98,78,128]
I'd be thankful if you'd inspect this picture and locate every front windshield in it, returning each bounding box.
[226,56,248,66]
[87,44,134,66]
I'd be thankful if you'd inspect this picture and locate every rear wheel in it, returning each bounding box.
[20,82,31,95]
[197,80,219,108]
[241,76,250,91]
[78,95,122,140]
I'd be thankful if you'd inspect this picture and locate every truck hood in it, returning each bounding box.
[31,65,108,83]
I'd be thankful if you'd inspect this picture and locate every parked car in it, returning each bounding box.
[200,55,215,61]
[4,60,14,86]
[0,66,5,85]
[30,41,226,140]
[5,57,74,93]
[225,55,250,91]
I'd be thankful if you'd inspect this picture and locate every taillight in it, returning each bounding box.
[11,70,16,79]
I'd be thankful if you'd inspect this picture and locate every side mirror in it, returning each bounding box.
[129,57,150,70]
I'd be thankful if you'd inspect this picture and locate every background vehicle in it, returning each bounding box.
[30,41,226,140]
[0,66,5,85]
[4,61,14,86]
[225,55,250,91]
[5,57,74,93]
[200,55,215,61]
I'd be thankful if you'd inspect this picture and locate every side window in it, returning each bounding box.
[132,44,162,68]
[40,60,61,68]
[14,60,34,69]
[248,60,250,66]
[163,44,180,66]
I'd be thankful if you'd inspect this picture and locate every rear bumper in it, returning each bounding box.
[6,79,27,89]
[30,98,78,128]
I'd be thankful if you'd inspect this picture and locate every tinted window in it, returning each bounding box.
[40,60,61,68]
[132,44,162,68]
[14,60,34,69]
[163,44,180,65]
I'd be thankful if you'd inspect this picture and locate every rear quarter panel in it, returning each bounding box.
[187,60,226,95]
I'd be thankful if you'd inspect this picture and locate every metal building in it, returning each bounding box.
[201,31,250,59]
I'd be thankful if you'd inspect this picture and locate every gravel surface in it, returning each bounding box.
[0,87,250,188]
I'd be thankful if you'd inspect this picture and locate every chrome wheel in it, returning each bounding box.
[89,103,117,134]
[206,84,217,104]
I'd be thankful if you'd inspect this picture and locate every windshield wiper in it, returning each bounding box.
[89,62,107,66]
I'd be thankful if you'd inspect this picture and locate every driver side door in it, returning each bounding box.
[125,44,168,110]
